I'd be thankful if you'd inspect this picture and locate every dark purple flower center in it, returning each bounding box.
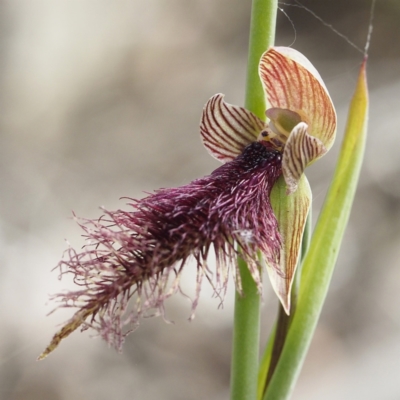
[235,141,282,173]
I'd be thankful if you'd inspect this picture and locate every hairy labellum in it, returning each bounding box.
[40,141,282,359]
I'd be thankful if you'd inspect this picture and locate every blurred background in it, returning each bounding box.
[0,1,399,399]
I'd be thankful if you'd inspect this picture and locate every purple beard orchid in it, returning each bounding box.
[39,47,336,360]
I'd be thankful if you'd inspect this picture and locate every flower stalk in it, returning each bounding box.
[230,0,277,399]
[244,0,278,119]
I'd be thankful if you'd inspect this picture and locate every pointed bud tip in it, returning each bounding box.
[352,57,369,107]
[37,342,57,361]
[37,353,47,361]
[360,57,368,77]
[281,297,291,315]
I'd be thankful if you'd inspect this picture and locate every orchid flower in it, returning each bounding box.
[39,46,336,360]
[201,47,336,312]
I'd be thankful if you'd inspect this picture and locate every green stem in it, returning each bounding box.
[257,323,276,399]
[230,1,277,399]
[231,257,262,400]
[245,0,278,118]
[264,305,289,387]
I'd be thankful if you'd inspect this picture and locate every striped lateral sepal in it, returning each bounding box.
[269,175,311,313]
[200,94,265,163]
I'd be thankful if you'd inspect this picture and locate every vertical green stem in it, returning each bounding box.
[231,257,262,400]
[230,1,278,399]
[245,0,278,119]
[257,323,277,399]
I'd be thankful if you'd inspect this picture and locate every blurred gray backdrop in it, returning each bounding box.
[1,1,399,399]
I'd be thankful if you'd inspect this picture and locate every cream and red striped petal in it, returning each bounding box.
[200,94,265,163]
[259,47,336,152]
[268,175,312,314]
[282,122,326,194]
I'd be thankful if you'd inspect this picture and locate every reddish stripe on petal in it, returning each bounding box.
[282,122,326,194]
[259,48,336,151]
[200,94,265,163]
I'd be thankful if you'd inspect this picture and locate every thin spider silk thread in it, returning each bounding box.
[364,0,376,57]
[278,6,297,48]
[278,1,377,56]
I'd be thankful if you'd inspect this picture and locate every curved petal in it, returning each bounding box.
[267,175,312,314]
[259,47,336,152]
[273,47,327,91]
[200,94,265,163]
[283,122,326,194]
